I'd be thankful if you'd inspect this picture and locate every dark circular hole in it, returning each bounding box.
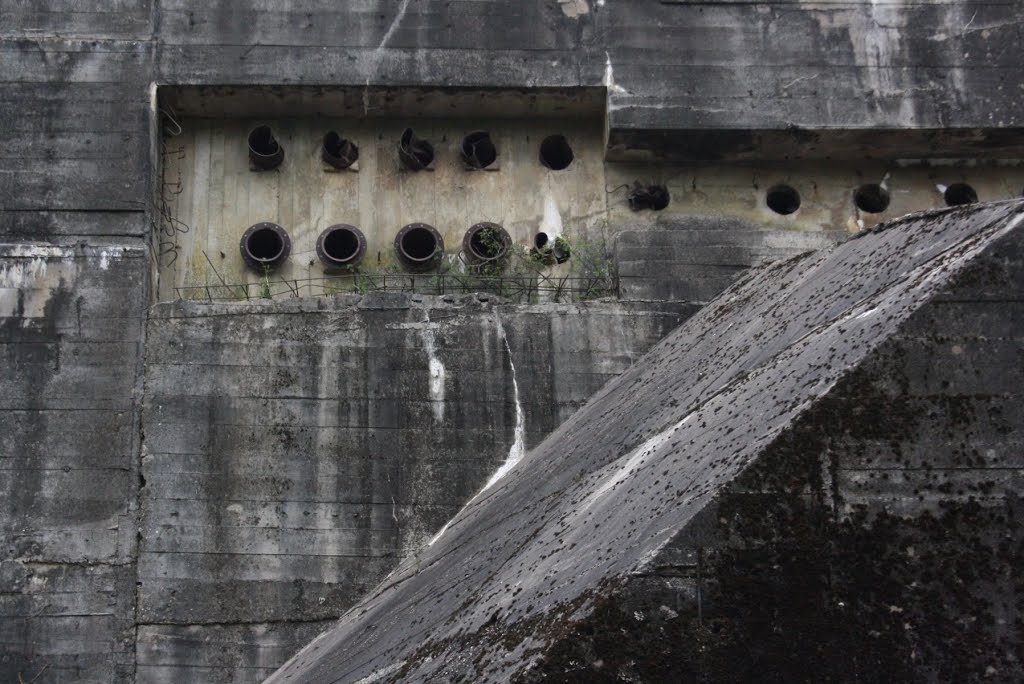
[248,125,278,156]
[534,232,549,250]
[766,184,801,215]
[540,135,574,170]
[401,227,439,260]
[324,229,359,262]
[247,227,284,261]
[944,183,978,206]
[853,183,891,213]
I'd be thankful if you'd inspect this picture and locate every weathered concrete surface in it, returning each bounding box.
[268,200,1024,683]
[616,216,845,302]
[151,1,1024,159]
[137,296,693,683]
[1,2,1022,681]
[0,243,148,684]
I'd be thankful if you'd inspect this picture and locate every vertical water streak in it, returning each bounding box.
[482,325,525,491]
[427,314,526,546]
[420,311,446,423]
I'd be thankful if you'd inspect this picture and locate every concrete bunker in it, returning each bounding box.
[945,183,978,206]
[247,125,285,170]
[540,134,574,170]
[396,223,443,270]
[463,222,512,262]
[240,222,291,270]
[322,131,359,170]
[854,183,891,213]
[317,224,366,268]
[766,184,801,215]
[399,127,435,170]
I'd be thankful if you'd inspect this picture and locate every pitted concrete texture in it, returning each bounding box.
[137,296,692,683]
[268,200,1024,683]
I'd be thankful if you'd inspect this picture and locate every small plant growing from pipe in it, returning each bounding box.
[259,264,273,299]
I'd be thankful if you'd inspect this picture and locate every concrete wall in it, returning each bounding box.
[157,115,606,298]
[136,293,692,682]
[0,244,148,683]
[158,112,1024,298]
[2,2,1023,681]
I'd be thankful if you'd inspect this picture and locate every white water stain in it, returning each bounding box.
[482,321,525,492]
[603,51,629,95]
[540,194,563,238]
[0,249,80,322]
[428,315,526,546]
[420,312,446,423]
[559,0,589,18]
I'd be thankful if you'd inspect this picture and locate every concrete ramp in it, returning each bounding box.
[269,200,1024,683]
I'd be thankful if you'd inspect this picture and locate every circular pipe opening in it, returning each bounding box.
[461,131,497,169]
[853,183,891,213]
[395,223,444,270]
[464,222,511,262]
[240,223,291,270]
[539,134,574,170]
[944,183,978,206]
[534,232,550,250]
[399,127,435,171]
[322,131,359,170]
[247,125,285,170]
[766,184,801,215]
[317,224,366,267]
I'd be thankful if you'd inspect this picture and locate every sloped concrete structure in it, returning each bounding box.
[270,200,1024,682]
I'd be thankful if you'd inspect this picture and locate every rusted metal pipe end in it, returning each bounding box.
[316,224,367,268]
[461,131,497,169]
[395,223,443,271]
[248,125,285,170]
[530,232,555,265]
[240,222,291,270]
[627,183,670,211]
[322,131,359,170]
[539,134,573,170]
[398,127,434,171]
[463,222,511,263]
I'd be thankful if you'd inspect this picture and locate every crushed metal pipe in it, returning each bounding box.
[399,128,435,171]
[461,131,497,169]
[322,131,359,170]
